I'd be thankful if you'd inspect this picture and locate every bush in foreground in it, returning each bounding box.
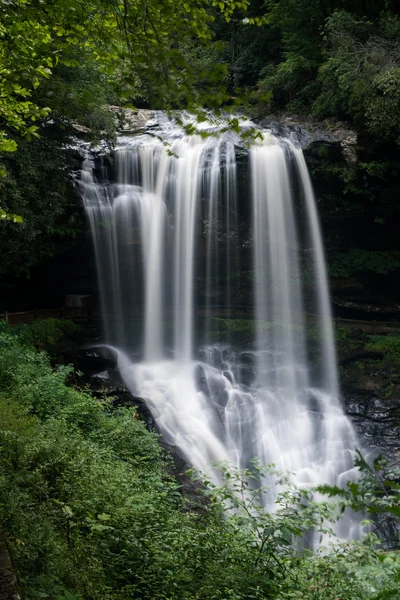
[0,324,399,599]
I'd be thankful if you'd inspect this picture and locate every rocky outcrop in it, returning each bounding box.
[91,377,156,430]
[333,297,400,320]
[343,388,400,458]
[258,114,358,164]
[340,353,400,460]
[71,107,154,141]
[108,106,154,134]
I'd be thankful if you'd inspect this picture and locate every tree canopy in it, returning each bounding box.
[0,0,250,222]
[0,0,249,152]
[1,0,399,275]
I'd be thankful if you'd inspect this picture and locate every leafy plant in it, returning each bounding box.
[1,329,400,599]
[318,451,400,529]
[329,249,400,278]
[23,318,81,350]
[366,333,400,367]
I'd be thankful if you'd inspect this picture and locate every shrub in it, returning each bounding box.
[329,249,400,277]
[25,318,81,349]
[1,324,400,599]
[366,333,400,367]
[11,318,83,363]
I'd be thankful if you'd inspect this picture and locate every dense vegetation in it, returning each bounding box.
[243,1,400,139]
[0,320,400,599]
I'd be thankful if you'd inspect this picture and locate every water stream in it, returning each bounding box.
[81,114,361,541]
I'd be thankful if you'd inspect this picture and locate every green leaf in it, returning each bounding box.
[97,513,111,521]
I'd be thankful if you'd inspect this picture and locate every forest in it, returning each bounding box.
[1,1,400,599]
[1,0,400,283]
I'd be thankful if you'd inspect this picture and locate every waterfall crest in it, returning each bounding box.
[81,115,361,540]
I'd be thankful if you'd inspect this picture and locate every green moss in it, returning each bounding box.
[329,249,400,277]
[334,325,362,350]
[211,318,255,333]
[366,333,400,367]
[210,317,309,335]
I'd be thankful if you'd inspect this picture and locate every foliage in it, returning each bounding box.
[329,249,400,277]
[251,0,325,110]
[24,318,81,349]
[366,66,400,144]
[8,318,83,364]
[0,325,400,599]
[314,10,400,138]
[319,450,400,533]
[34,51,119,144]
[365,333,400,368]
[189,0,280,97]
[0,0,52,154]
[2,0,400,278]
[307,154,400,275]
[212,316,254,332]
[0,206,23,223]
[334,324,362,353]
[0,0,255,263]
[0,126,84,278]
[242,1,400,144]
[0,0,251,147]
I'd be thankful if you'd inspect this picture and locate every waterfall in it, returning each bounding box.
[81,114,361,541]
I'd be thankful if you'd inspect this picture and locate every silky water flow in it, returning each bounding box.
[81,116,362,543]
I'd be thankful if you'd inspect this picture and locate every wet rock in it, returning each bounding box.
[108,106,154,134]
[203,371,229,409]
[339,352,384,367]
[195,364,210,396]
[90,378,156,430]
[308,392,323,414]
[258,114,358,165]
[343,389,400,457]
[340,130,358,165]
[80,351,156,429]
[356,377,382,393]
[240,351,256,364]
[78,348,117,376]
[112,391,156,430]
[333,297,400,318]
[223,370,233,384]
[162,447,209,513]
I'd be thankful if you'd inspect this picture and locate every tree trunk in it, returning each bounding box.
[0,534,20,600]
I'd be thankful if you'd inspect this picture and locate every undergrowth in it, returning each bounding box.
[366,333,400,368]
[0,322,400,599]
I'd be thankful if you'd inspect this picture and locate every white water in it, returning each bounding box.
[81,114,361,541]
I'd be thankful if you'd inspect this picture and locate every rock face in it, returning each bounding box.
[258,114,358,164]
[339,353,400,461]
[333,298,400,319]
[108,106,154,134]
[342,381,400,548]
[343,389,400,458]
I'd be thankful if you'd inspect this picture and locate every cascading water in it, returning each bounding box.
[81,114,361,541]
